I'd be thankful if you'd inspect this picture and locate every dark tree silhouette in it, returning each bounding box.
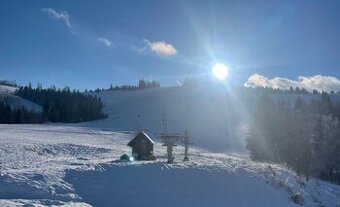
[16,85,106,123]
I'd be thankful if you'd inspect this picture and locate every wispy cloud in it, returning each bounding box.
[41,8,113,47]
[41,8,72,28]
[98,37,112,47]
[244,74,340,92]
[41,9,176,56]
[131,44,147,54]
[144,39,178,56]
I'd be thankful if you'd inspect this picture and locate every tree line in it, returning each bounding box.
[15,84,106,123]
[0,98,42,124]
[0,79,18,87]
[90,79,161,93]
[246,86,339,95]
[246,92,340,184]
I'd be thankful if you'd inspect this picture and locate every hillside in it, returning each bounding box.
[0,84,42,113]
[0,85,17,94]
[81,86,251,152]
[1,85,339,206]
[0,124,339,207]
[82,85,340,152]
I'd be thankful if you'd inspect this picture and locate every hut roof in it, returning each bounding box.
[127,131,155,147]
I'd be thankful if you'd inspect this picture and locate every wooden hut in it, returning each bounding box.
[127,131,155,160]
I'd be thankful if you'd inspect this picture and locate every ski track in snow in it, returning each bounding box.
[0,124,339,206]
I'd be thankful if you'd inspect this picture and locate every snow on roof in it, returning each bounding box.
[127,131,155,146]
[140,131,155,144]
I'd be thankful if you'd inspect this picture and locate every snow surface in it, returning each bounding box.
[0,124,339,207]
[82,86,340,153]
[82,86,252,152]
[0,84,42,113]
[0,85,17,94]
[1,86,340,206]
[0,94,43,113]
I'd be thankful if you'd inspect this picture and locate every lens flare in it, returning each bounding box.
[212,63,229,80]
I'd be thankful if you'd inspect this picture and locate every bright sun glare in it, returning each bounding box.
[212,63,229,80]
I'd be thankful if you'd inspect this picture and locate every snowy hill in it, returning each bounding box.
[1,87,339,206]
[0,94,42,113]
[0,84,42,113]
[83,86,340,152]
[0,84,17,94]
[0,124,339,207]
[83,86,253,152]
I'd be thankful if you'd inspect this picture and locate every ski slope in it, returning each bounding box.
[83,86,340,153]
[0,84,42,113]
[0,124,339,207]
[83,85,253,152]
[0,85,17,94]
[0,94,43,113]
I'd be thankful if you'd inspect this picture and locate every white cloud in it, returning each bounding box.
[98,37,112,47]
[144,39,177,56]
[41,8,71,28]
[244,74,340,92]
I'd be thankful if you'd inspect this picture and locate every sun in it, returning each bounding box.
[212,63,229,80]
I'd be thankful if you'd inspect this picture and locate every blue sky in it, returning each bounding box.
[0,0,339,90]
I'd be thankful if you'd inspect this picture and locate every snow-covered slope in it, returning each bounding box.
[0,124,339,207]
[1,87,339,206]
[0,94,42,113]
[83,86,252,152]
[0,84,42,113]
[0,84,17,94]
[83,86,340,152]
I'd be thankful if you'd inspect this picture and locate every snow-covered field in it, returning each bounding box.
[0,124,339,207]
[1,87,339,206]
